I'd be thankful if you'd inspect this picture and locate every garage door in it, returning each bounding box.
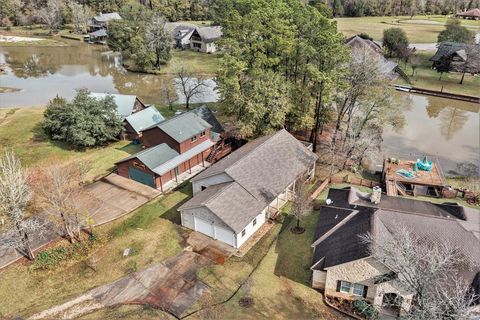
[214,225,235,247]
[194,217,214,238]
[128,167,155,188]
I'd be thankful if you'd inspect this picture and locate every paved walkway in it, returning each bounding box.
[0,174,160,270]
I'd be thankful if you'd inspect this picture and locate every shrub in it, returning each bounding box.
[125,260,138,274]
[353,299,379,319]
[43,89,123,148]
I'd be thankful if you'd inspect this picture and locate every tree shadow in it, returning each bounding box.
[160,181,193,225]
[31,122,82,151]
[115,142,143,155]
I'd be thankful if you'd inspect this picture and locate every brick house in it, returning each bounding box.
[311,187,480,317]
[115,106,223,191]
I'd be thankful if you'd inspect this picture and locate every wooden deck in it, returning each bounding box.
[384,159,446,188]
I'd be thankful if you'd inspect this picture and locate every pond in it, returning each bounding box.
[0,41,478,174]
[0,39,218,107]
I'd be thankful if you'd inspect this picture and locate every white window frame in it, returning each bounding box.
[340,281,351,294]
[353,283,364,296]
[191,135,197,142]
[200,131,206,137]
[241,229,246,237]
[253,218,257,226]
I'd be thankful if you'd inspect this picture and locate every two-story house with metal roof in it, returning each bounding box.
[115,106,224,191]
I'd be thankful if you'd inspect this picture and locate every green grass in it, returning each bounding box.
[335,15,480,43]
[396,52,480,96]
[156,50,221,75]
[0,184,190,318]
[0,108,142,180]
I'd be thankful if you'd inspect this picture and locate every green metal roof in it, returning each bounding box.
[89,92,138,120]
[125,107,165,134]
[154,112,212,143]
[116,143,179,171]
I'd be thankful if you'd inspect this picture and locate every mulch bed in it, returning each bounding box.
[290,226,305,234]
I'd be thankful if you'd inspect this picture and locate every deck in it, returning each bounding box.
[384,158,446,188]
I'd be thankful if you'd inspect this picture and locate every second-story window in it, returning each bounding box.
[191,135,197,142]
[200,131,206,137]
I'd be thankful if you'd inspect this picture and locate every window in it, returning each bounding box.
[200,131,206,137]
[193,42,201,48]
[241,229,246,237]
[201,186,207,191]
[353,283,365,296]
[253,218,257,226]
[191,135,197,142]
[340,281,351,294]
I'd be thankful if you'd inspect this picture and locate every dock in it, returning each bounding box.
[394,85,480,104]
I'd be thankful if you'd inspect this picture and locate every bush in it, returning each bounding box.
[43,89,123,148]
[353,299,379,319]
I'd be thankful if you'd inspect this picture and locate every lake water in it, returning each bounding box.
[0,41,478,173]
[0,39,218,107]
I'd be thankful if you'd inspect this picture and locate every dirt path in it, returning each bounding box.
[29,251,211,319]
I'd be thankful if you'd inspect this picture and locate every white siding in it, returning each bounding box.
[192,173,233,194]
[181,206,231,230]
[236,211,266,248]
[312,270,327,289]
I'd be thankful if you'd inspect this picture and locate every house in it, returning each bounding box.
[115,106,224,191]
[311,187,480,316]
[178,129,317,248]
[88,12,121,32]
[124,106,165,141]
[431,42,480,76]
[172,25,195,49]
[89,92,146,120]
[346,35,401,80]
[456,8,480,20]
[190,26,222,53]
[87,29,107,44]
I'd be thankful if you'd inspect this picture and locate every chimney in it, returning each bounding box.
[371,186,382,204]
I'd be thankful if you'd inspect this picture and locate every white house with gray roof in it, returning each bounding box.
[190,26,222,53]
[178,129,317,248]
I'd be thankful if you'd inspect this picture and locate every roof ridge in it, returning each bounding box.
[203,181,236,206]
[311,208,359,247]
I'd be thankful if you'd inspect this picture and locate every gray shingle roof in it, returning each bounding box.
[93,12,121,23]
[194,26,222,43]
[172,25,195,40]
[182,129,318,232]
[430,42,472,61]
[125,106,165,134]
[192,105,224,134]
[115,143,179,170]
[311,187,480,272]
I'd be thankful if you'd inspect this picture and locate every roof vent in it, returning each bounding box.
[326,198,333,205]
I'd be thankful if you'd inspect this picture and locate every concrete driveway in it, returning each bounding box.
[0,174,160,270]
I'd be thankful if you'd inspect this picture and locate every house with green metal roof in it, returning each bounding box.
[115,106,225,191]
[89,92,146,120]
[124,106,165,141]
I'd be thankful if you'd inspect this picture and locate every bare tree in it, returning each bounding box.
[68,1,92,34]
[162,84,177,111]
[32,161,92,243]
[145,13,171,68]
[291,176,312,233]
[36,0,63,34]
[175,65,208,109]
[0,152,43,260]
[361,227,478,319]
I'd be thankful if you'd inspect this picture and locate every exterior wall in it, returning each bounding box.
[134,98,146,113]
[178,128,211,153]
[123,121,139,140]
[235,210,266,248]
[192,172,234,194]
[116,158,159,188]
[190,39,207,52]
[323,258,413,313]
[181,206,232,231]
[312,270,327,290]
[141,127,180,150]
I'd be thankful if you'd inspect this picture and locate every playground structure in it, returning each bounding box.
[382,155,446,197]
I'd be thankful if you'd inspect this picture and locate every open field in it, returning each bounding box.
[396,52,480,96]
[0,108,142,180]
[335,15,480,43]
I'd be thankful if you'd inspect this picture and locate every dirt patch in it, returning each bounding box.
[238,297,254,308]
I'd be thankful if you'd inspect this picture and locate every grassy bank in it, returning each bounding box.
[336,15,480,43]
[396,52,480,96]
[0,183,190,318]
[0,108,142,180]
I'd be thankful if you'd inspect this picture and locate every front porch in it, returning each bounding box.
[160,161,211,193]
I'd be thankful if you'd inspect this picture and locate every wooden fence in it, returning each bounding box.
[309,174,381,200]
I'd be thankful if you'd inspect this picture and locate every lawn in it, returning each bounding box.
[335,15,480,43]
[396,52,480,96]
[0,108,142,181]
[0,183,192,318]
[153,50,221,75]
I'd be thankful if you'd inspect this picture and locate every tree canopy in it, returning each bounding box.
[383,27,409,58]
[43,89,123,148]
[438,18,475,44]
